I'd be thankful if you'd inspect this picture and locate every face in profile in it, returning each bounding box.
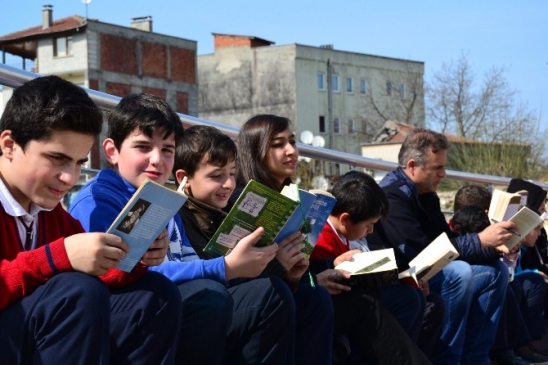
[186,157,236,209]
[409,149,447,194]
[264,127,298,184]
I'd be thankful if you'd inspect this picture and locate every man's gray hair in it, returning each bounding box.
[398,128,450,168]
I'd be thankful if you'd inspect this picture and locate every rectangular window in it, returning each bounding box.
[362,120,367,135]
[386,81,392,96]
[319,116,326,133]
[333,118,340,134]
[360,79,367,95]
[332,75,340,93]
[399,83,405,100]
[348,119,355,134]
[317,73,325,90]
[54,36,73,57]
[346,77,353,94]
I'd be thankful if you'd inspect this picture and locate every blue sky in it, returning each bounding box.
[1,0,547,129]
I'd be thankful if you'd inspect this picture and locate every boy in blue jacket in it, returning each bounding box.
[69,93,295,364]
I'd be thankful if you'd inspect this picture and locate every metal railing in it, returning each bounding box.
[1,63,546,189]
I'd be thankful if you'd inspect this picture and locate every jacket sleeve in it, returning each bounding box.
[382,185,499,264]
[148,256,226,284]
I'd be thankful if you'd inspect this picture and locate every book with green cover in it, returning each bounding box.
[203,180,300,257]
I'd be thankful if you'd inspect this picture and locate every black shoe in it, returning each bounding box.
[332,335,351,365]
[515,344,548,363]
[493,355,533,365]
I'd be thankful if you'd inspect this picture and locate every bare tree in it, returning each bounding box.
[427,52,547,181]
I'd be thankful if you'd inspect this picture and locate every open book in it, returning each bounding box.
[398,232,460,283]
[107,178,188,272]
[203,180,299,257]
[334,248,401,287]
[488,188,528,222]
[335,233,459,288]
[498,206,544,250]
[275,184,337,257]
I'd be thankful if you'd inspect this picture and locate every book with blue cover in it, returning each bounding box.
[106,178,187,272]
[275,184,337,257]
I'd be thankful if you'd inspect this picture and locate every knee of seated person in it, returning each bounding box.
[139,271,182,304]
[178,278,233,312]
[445,260,473,282]
[46,272,110,315]
[255,276,295,308]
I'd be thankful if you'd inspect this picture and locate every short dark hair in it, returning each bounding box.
[454,185,492,212]
[452,205,490,235]
[398,128,450,168]
[0,75,102,155]
[173,125,237,176]
[330,170,389,223]
[107,93,184,150]
[236,114,293,191]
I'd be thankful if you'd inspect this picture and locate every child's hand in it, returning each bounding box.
[276,231,308,275]
[287,257,309,279]
[64,232,129,275]
[140,229,169,267]
[316,269,351,295]
[333,249,362,267]
[224,227,277,280]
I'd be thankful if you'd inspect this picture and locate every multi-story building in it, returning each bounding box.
[0,5,197,168]
[198,33,425,174]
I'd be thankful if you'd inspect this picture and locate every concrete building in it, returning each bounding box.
[198,33,425,175]
[0,5,197,168]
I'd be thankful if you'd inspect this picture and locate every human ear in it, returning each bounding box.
[0,130,16,159]
[103,138,119,165]
[174,169,189,185]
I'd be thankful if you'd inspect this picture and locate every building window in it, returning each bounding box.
[362,120,367,135]
[317,73,325,90]
[348,119,355,134]
[319,116,326,133]
[332,75,340,93]
[399,82,405,100]
[54,36,73,57]
[333,118,340,134]
[386,81,392,96]
[346,77,353,94]
[360,79,367,95]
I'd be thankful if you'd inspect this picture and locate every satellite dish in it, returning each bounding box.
[312,135,325,148]
[82,0,92,4]
[300,130,314,145]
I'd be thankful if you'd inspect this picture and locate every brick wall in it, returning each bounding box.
[143,87,166,100]
[100,34,138,75]
[106,82,131,97]
[142,42,167,78]
[176,92,188,114]
[170,47,195,84]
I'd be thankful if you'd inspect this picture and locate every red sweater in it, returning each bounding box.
[310,221,349,260]
[0,203,146,310]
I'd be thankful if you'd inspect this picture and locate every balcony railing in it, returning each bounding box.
[1,63,546,190]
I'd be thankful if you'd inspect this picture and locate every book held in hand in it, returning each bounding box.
[495,206,544,250]
[335,233,459,288]
[398,232,459,283]
[488,189,528,222]
[276,184,337,257]
[203,180,299,257]
[107,178,187,272]
[334,248,401,288]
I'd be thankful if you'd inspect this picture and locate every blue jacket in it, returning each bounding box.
[68,169,227,285]
[372,168,500,268]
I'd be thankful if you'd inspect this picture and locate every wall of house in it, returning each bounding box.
[37,31,88,84]
[85,21,198,117]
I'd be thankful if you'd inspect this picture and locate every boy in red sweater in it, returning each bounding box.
[0,76,181,364]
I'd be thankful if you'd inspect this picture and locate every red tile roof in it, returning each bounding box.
[0,16,85,42]
[373,120,473,144]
